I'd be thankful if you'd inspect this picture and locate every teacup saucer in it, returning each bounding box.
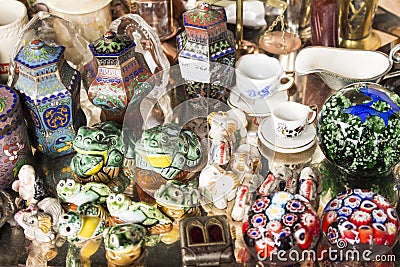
[258,116,316,154]
[228,85,288,116]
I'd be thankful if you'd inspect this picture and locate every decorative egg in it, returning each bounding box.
[243,192,320,265]
[321,189,400,255]
[317,82,400,177]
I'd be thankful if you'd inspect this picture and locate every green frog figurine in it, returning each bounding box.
[58,202,108,267]
[70,121,124,184]
[103,223,148,267]
[134,123,203,180]
[106,193,172,234]
[56,179,112,208]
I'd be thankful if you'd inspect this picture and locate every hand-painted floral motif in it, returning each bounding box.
[14,39,85,158]
[88,31,152,124]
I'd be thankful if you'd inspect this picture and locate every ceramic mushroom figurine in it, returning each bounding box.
[103,223,148,267]
[12,164,47,208]
[298,167,321,208]
[230,144,263,222]
[106,193,173,234]
[14,197,65,267]
[70,121,125,184]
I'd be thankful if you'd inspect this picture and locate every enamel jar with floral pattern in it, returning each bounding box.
[88,31,152,124]
[0,85,32,189]
[13,39,86,158]
[317,82,400,177]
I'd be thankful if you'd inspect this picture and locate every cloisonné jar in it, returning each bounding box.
[14,39,86,158]
[88,31,152,124]
[0,85,32,189]
[177,2,236,102]
[317,82,400,177]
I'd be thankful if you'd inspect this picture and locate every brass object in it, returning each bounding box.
[258,0,301,55]
[180,215,235,267]
[339,0,381,50]
[235,0,259,56]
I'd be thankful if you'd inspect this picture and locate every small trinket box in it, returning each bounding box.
[180,215,235,267]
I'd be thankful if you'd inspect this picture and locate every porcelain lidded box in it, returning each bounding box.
[317,82,400,177]
[177,2,236,101]
[14,39,85,158]
[88,31,152,124]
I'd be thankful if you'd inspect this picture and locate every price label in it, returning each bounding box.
[179,57,211,83]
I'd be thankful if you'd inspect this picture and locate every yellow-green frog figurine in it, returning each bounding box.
[103,223,148,267]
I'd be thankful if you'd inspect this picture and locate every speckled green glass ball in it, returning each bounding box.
[317,82,400,177]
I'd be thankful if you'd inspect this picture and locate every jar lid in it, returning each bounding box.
[89,31,136,57]
[14,39,65,69]
[183,3,227,29]
[0,85,22,134]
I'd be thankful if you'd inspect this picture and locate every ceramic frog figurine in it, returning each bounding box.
[154,180,201,209]
[71,121,124,184]
[103,223,147,266]
[106,193,172,234]
[56,179,112,207]
[58,202,108,267]
[58,202,108,243]
[134,123,203,180]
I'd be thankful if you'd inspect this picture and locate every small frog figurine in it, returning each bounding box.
[56,179,112,208]
[58,202,108,267]
[106,193,172,234]
[103,223,148,267]
[70,121,124,184]
[134,123,203,180]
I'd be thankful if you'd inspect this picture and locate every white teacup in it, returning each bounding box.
[271,101,317,138]
[235,53,294,100]
[0,0,28,84]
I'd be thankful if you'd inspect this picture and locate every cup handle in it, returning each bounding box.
[276,73,295,92]
[308,104,318,124]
